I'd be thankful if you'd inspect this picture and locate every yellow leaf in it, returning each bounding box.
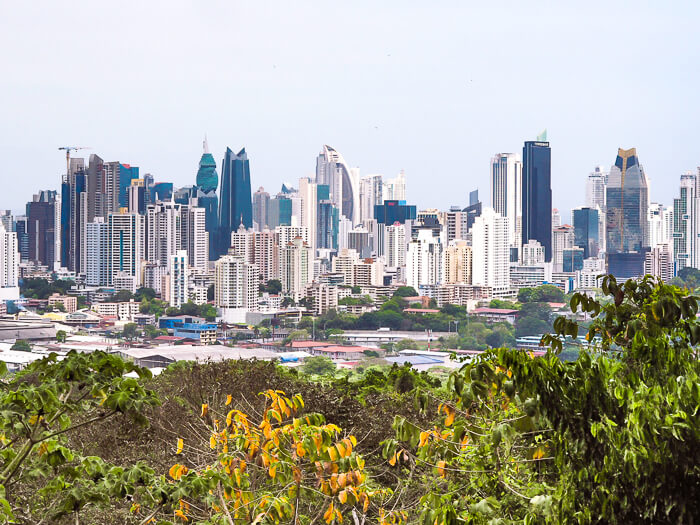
[176,438,184,455]
[356,456,365,470]
[324,502,334,524]
[336,442,346,458]
[388,452,397,466]
[296,441,306,457]
[444,407,455,427]
[437,460,446,478]
[337,472,347,488]
[201,404,208,418]
[210,434,217,449]
[174,509,189,522]
[362,494,370,512]
[225,394,232,405]
[533,447,545,460]
[268,464,277,479]
[419,431,430,447]
[169,464,189,480]
[338,489,348,504]
[328,446,338,461]
[349,435,357,447]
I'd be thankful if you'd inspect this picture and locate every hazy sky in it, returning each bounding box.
[2,1,698,221]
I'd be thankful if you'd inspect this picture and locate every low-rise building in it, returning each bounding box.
[470,307,518,325]
[48,293,78,313]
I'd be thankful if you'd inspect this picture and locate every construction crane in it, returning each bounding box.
[58,146,91,178]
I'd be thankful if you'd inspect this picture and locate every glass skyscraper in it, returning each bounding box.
[194,142,220,260]
[521,140,552,261]
[572,207,599,259]
[217,147,253,258]
[605,148,649,254]
[374,200,417,225]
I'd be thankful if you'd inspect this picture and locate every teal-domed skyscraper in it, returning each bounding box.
[196,137,220,260]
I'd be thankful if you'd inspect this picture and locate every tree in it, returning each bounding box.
[55,330,67,343]
[134,287,156,301]
[111,289,133,303]
[281,297,296,308]
[0,351,158,523]
[207,283,215,301]
[393,286,418,298]
[260,279,282,294]
[52,301,65,312]
[122,323,139,340]
[385,275,700,524]
[10,340,31,352]
[199,303,217,322]
[517,283,564,303]
[484,330,504,348]
[301,355,336,376]
[395,338,419,351]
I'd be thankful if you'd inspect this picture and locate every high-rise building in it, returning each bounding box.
[108,211,143,287]
[463,189,482,231]
[445,240,472,284]
[491,153,522,246]
[316,145,358,222]
[552,225,575,272]
[374,200,417,225]
[280,236,311,300]
[521,239,545,265]
[86,218,109,286]
[181,203,208,270]
[215,254,259,311]
[128,179,147,215]
[383,170,406,202]
[14,216,28,263]
[169,250,189,308]
[406,228,444,290]
[562,247,584,273]
[317,189,338,251]
[0,221,19,301]
[26,190,58,266]
[471,208,509,291]
[299,178,317,252]
[359,174,383,223]
[521,140,552,261]
[644,244,673,282]
[552,209,561,229]
[267,195,293,229]
[673,171,700,271]
[586,166,607,210]
[146,201,181,266]
[253,187,270,231]
[443,207,469,243]
[385,222,407,269]
[60,158,87,272]
[218,147,253,259]
[606,148,650,278]
[648,203,673,252]
[572,207,600,259]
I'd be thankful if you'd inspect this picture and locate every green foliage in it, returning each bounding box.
[110,289,134,303]
[489,298,520,309]
[338,295,373,306]
[10,340,31,352]
[56,330,67,343]
[122,323,139,340]
[393,286,418,298]
[0,351,159,522]
[301,356,336,376]
[20,277,73,300]
[133,287,156,301]
[395,338,419,351]
[259,279,282,295]
[515,301,553,337]
[518,283,565,303]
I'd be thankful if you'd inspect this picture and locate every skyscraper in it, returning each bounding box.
[605,148,649,278]
[60,158,87,272]
[463,189,482,231]
[108,211,143,287]
[490,152,522,246]
[572,207,600,259]
[606,148,650,253]
[586,166,607,210]
[195,138,219,259]
[253,187,270,231]
[359,174,383,223]
[521,139,552,261]
[316,145,358,222]
[168,250,189,308]
[0,221,19,301]
[218,147,253,258]
[406,229,444,290]
[86,218,109,286]
[471,207,509,291]
[26,190,58,266]
[383,171,406,202]
[673,171,700,271]
[280,236,311,301]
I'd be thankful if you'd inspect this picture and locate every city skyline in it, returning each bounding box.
[2,2,699,218]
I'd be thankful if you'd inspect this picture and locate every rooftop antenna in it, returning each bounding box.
[203,134,210,154]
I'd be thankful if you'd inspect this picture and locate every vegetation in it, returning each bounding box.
[19,277,73,300]
[1,276,698,524]
[9,340,31,352]
[301,355,336,376]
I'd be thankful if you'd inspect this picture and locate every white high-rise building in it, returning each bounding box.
[586,166,607,210]
[490,153,522,247]
[298,178,317,252]
[383,170,406,202]
[552,225,575,272]
[471,208,509,291]
[359,174,383,223]
[169,250,189,308]
[648,203,674,251]
[445,240,472,284]
[86,218,109,286]
[644,244,674,282]
[108,211,143,287]
[230,225,255,263]
[316,145,359,222]
[181,203,208,270]
[281,237,311,301]
[146,201,181,266]
[215,254,259,312]
[406,228,444,290]
[0,222,19,301]
[385,223,406,269]
[673,171,700,271]
[521,239,545,265]
[332,248,360,285]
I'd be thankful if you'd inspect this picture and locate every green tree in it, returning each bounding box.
[0,351,158,523]
[55,330,67,343]
[111,289,133,303]
[134,287,156,301]
[199,303,217,322]
[10,340,31,352]
[301,355,336,376]
[395,338,419,351]
[52,301,66,312]
[122,323,139,340]
[393,286,418,298]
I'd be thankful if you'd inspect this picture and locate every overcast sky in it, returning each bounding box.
[2,1,698,221]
